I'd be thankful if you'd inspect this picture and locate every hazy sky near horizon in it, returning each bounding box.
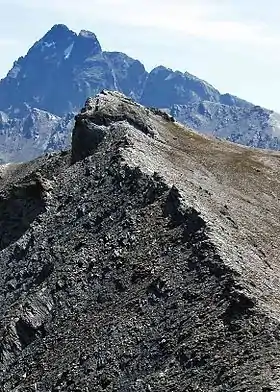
[0,0,280,110]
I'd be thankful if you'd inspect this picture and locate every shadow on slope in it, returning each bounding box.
[0,178,45,250]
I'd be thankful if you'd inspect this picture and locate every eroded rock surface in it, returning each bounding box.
[1,91,280,391]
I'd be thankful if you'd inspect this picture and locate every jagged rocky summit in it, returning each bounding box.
[1,91,280,391]
[1,24,280,162]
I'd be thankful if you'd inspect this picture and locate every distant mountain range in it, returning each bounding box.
[0,23,280,162]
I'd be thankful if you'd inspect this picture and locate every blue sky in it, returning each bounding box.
[0,0,280,111]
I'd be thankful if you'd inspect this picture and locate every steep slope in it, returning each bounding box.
[1,24,280,162]
[1,91,280,391]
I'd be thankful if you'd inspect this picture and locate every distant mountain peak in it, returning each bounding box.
[151,65,172,74]
[65,28,102,61]
[79,29,98,39]
[40,23,76,44]
[49,23,72,32]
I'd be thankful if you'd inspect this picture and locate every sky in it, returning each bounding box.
[0,0,280,111]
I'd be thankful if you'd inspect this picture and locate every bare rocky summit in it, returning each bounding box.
[1,91,280,391]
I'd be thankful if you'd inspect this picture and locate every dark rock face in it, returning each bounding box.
[103,52,147,100]
[1,24,280,162]
[71,30,102,60]
[0,25,76,113]
[1,92,280,390]
[0,177,46,250]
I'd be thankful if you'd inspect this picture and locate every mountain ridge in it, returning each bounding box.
[0,24,247,114]
[0,24,280,162]
[1,90,280,390]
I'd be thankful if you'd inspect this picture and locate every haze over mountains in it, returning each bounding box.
[1,24,280,162]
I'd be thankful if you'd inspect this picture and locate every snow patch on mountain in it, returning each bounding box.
[64,42,74,59]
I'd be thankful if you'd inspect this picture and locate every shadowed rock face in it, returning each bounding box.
[1,91,280,391]
[0,177,46,250]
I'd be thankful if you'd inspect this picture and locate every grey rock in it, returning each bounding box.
[0,108,74,162]
[0,92,280,390]
[72,90,159,163]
